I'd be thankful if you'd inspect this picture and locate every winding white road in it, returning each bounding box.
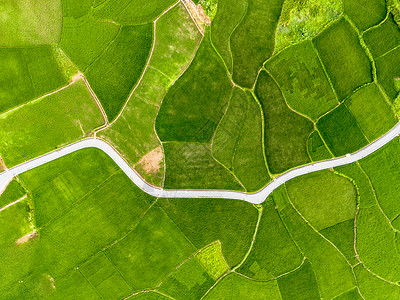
[1,121,400,204]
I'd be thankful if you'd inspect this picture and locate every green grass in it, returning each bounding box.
[19,148,121,228]
[376,46,400,101]
[130,292,169,299]
[277,259,321,300]
[62,0,93,19]
[157,197,258,267]
[106,204,196,291]
[196,242,230,280]
[313,18,373,100]
[206,273,281,299]
[158,256,215,300]
[346,84,397,141]
[238,198,303,280]
[275,0,343,51]
[0,46,68,114]
[363,14,400,59]
[0,0,62,46]
[359,139,400,219]
[265,40,338,120]
[155,30,232,143]
[354,264,400,299]
[0,180,26,208]
[211,0,247,72]
[0,80,104,167]
[93,0,177,24]
[99,2,202,186]
[307,130,333,161]
[334,288,363,300]
[80,252,132,299]
[320,219,357,265]
[255,71,313,174]
[60,14,120,71]
[163,142,243,191]
[230,0,284,88]
[85,24,153,121]
[286,170,357,230]
[274,186,356,299]
[317,103,369,156]
[343,0,386,31]
[212,88,270,192]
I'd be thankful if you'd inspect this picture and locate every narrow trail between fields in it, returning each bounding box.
[1,121,400,204]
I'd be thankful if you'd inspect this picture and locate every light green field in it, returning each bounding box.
[286,170,357,230]
[0,180,26,208]
[0,80,104,167]
[0,0,62,46]
[99,2,201,186]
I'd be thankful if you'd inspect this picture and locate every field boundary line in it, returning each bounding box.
[0,195,27,213]
[180,0,205,35]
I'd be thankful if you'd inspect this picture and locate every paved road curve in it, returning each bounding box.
[1,121,400,204]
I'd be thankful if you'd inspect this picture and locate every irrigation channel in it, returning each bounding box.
[1,121,400,204]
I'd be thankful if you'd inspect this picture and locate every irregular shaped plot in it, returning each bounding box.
[265,40,338,120]
[85,24,153,121]
[277,259,321,300]
[100,2,201,184]
[274,186,356,299]
[196,242,230,280]
[346,84,396,141]
[156,30,232,142]
[275,0,342,51]
[313,18,373,100]
[105,205,196,290]
[93,0,176,24]
[0,0,62,46]
[255,71,313,174]
[344,0,387,31]
[354,264,400,299]
[158,197,258,267]
[60,14,120,71]
[376,46,400,101]
[320,219,357,265]
[238,199,303,280]
[317,103,369,156]
[204,273,281,299]
[163,142,243,191]
[211,0,247,72]
[230,0,284,88]
[0,80,104,167]
[307,130,333,161]
[286,170,357,230]
[0,180,26,208]
[212,88,270,192]
[158,256,215,300]
[0,46,67,114]
[363,14,400,59]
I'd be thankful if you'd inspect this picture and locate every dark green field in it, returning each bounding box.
[255,71,313,174]
[313,18,373,100]
[375,46,400,101]
[344,0,386,31]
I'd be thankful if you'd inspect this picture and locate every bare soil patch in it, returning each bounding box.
[16,232,37,245]
[136,146,164,175]
[181,0,211,33]
[0,155,6,171]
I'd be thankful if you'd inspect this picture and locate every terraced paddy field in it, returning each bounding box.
[2,0,400,298]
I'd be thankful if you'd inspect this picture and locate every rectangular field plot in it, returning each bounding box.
[203,273,281,299]
[376,46,400,101]
[0,46,67,114]
[0,80,104,167]
[277,259,320,300]
[265,40,338,120]
[344,0,386,31]
[317,103,368,156]
[363,14,400,59]
[255,71,313,174]
[0,0,62,46]
[105,205,196,291]
[163,142,243,191]
[346,84,396,141]
[313,18,373,100]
